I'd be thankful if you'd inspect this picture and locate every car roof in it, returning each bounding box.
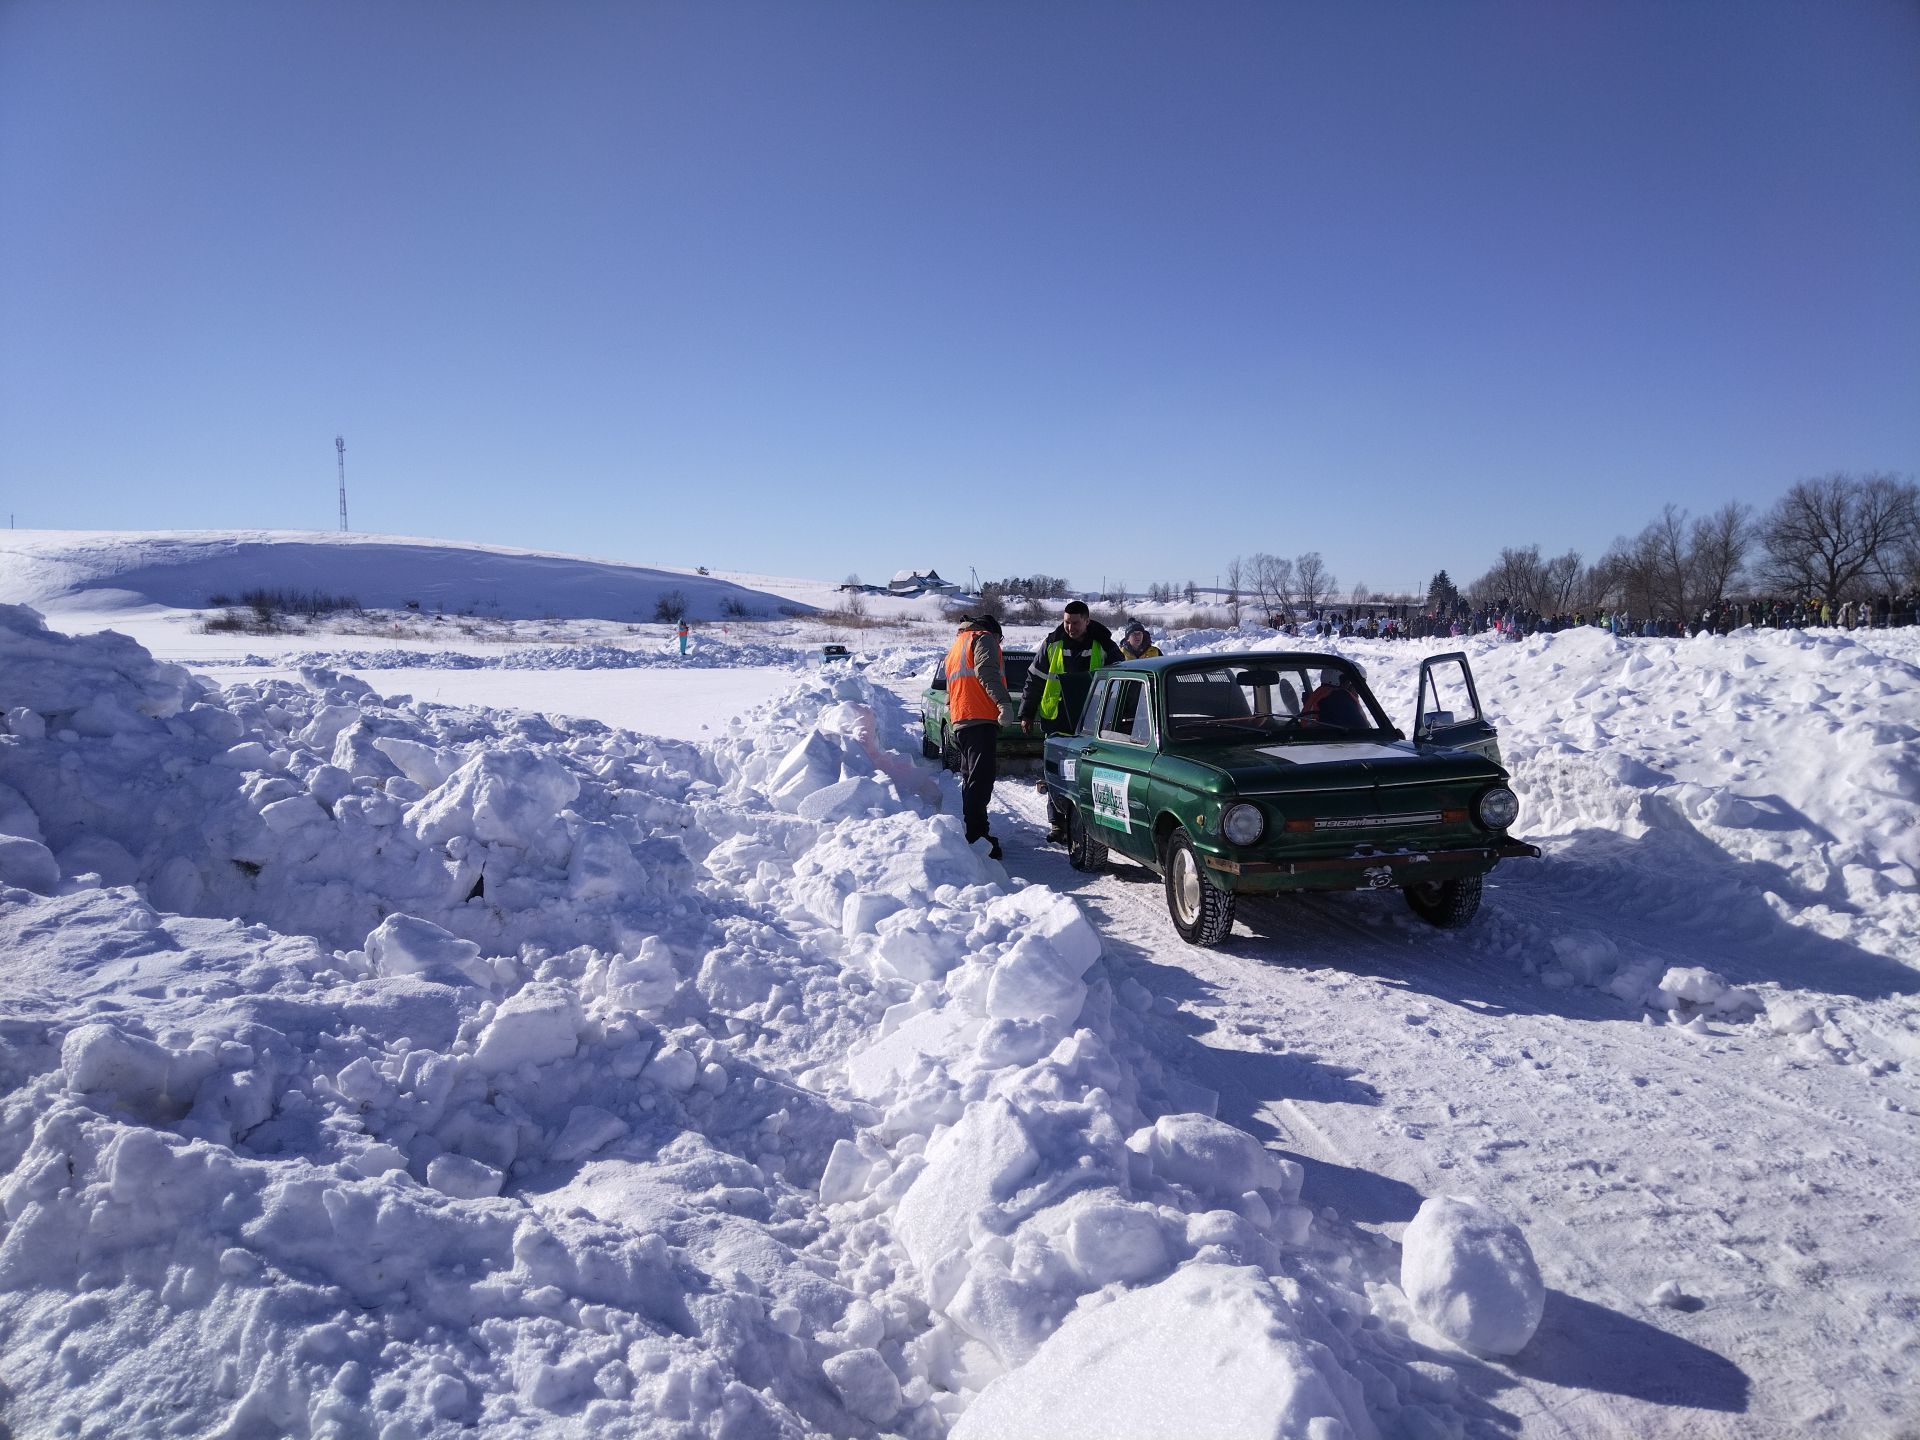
[1107,650,1354,674]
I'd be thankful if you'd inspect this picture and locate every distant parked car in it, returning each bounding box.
[1042,650,1538,945]
[921,649,1041,769]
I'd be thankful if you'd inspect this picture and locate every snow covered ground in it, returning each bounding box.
[1,532,1917,1439]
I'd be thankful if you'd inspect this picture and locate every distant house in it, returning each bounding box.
[888,568,963,598]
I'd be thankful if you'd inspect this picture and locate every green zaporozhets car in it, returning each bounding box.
[921,648,1042,769]
[1042,650,1539,945]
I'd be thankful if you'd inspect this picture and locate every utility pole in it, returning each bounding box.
[336,436,349,531]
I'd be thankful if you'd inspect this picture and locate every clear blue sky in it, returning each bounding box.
[4,1,1916,598]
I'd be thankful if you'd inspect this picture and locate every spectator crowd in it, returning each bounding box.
[1284,592,1920,642]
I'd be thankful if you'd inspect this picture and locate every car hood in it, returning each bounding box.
[1194,737,1504,791]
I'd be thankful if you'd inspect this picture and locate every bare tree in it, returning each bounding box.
[1642,506,1694,620]
[1573,557,1620,614]
[1224,557,1244,625]
[1348,581,1370,608]
[1247,553,1294,624]
[1540,550,1583,614]
[1761,472,1920,607]
[1687,501,1754,612]
[1294,551,1335,612]
[1469,545,1545,611]
[1896,535,1920,593]
[1600,532,1661,619]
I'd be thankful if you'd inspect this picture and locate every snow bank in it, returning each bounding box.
[231,638,815,671]
[0,604,1475,1438]
[1313,625,1920,1067]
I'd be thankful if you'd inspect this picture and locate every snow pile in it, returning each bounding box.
[1294,626,1920,1055]
[0,604,1484,1438]
[949,1263,1376,1439]
[695,679,1466,1435]
[0,604,708,958]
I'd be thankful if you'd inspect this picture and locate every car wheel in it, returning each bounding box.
[1066,805,1107,872]
[1403,874,1483,928]
[921,721,940,759]
[1164,828,1235,946]
[940,724,957,772]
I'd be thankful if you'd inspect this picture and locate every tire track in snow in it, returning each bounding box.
[987,779,1920,1440]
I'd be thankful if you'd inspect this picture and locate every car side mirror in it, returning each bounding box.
[1423,709,1454,730]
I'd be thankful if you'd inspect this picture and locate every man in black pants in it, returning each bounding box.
[944,614,1020,860]
[1021,599,1122,841]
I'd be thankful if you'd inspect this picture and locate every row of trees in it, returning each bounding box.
[852,472,1911,629]
[1219,552,1341,626]
[1144,581,1202,604]
[1460,473,1919,622]
[986,574,1074,600]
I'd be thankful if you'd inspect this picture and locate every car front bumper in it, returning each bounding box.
[1201,838,1541,894]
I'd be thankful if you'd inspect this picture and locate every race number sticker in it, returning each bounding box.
[1089,767,1132,832]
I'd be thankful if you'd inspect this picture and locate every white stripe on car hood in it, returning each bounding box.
[1256,741,1414,765]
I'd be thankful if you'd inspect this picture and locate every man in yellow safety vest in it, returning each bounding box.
[1020,600,1122,840]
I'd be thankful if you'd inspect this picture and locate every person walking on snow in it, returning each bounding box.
[945,614,1020,860]
[677,619,690,655]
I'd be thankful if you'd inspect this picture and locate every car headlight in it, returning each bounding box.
[1221,802,1266,846]
[1475,786,1519,830]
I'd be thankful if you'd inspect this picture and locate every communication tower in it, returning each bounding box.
[336,436,349,531]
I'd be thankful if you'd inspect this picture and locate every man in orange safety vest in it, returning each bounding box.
[944,614,1020,860]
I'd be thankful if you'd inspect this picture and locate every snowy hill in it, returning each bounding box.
[0,529,813,622]
[1,532,1918,1439]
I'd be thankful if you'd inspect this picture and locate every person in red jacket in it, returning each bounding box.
[945,614,1020,859]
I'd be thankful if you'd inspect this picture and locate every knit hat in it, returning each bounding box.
[964,614,1003,636]
[1125,621,1149,640]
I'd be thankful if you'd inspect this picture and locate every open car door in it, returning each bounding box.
[1413,652,1502,765]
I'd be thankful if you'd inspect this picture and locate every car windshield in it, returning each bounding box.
[1163,662,1385,741]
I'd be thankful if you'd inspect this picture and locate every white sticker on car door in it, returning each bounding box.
[1089,767,1132,832]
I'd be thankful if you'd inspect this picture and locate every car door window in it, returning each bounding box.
[1078,678,1111,737]
[1128,686,1156,745]
[1099,678,1153,746]
[1418,657,1482,732]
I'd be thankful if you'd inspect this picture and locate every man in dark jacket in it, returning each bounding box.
[1021,600,1122,840]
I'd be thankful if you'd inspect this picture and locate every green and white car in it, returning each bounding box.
[1042,650,1538,945]
[921,649,1041,770]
